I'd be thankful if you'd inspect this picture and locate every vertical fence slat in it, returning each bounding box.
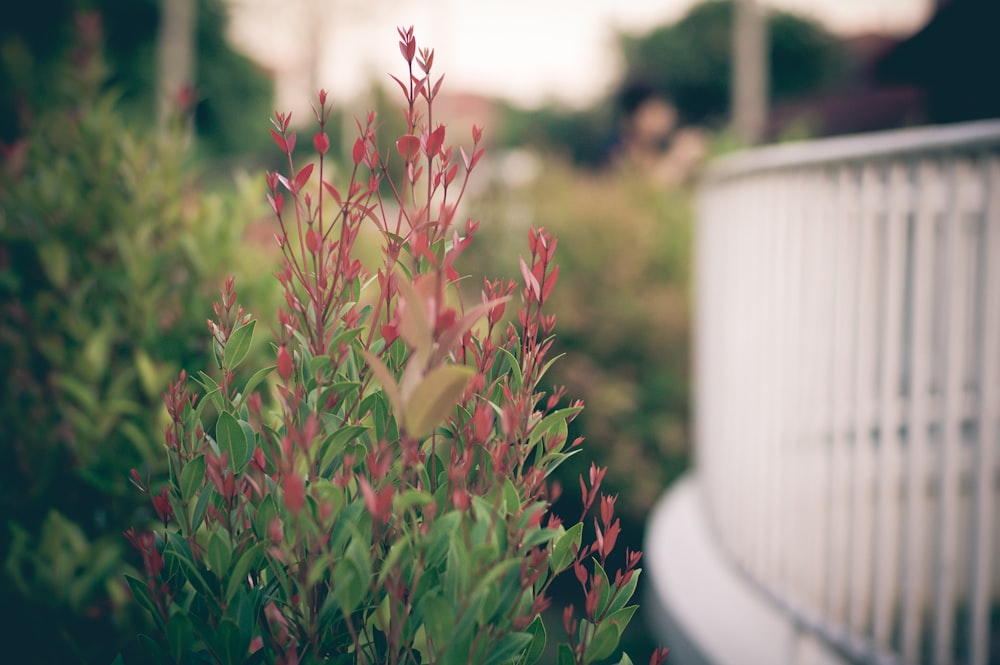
[969,155,999,665]
[848,162,882,642]
[872,161,910,655]
[829,164,860,629]
[934,158,976,665]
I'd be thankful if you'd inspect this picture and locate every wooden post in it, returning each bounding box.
[157,0,196,138]
[732,0,768,144]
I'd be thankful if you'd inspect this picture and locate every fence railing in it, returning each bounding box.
[696,120,1000,665]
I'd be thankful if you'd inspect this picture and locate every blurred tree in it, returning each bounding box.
[0,0,272,157]
[0,30,278,660]
[619,0,846,126]
[494,102,615,167]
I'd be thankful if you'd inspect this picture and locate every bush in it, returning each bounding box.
[0,34,277,663]
[121,27,668,665]
[462,161,693,525]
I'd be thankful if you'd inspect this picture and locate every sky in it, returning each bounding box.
[226,0,934,115]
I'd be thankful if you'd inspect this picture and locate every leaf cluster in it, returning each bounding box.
[123,28,664,665]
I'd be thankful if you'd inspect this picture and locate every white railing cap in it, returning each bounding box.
[705,119,1000,183]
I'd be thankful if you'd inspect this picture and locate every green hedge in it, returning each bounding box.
[0,59,277,663]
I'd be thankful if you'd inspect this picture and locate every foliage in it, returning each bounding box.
[462,161,693,526]
[619,0,847,125]
[0,34,277,663]
[494,102,616,167]
[123,28,669,665]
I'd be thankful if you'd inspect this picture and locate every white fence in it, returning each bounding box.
[696,120,1000,665]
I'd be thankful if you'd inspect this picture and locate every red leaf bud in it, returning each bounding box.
[313,131,330,155]
[451,488,471,511]
[277,344,293,380]
[283,472,305,515]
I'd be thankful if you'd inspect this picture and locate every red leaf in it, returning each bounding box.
[285,131,297,154]
[396,134,421,161]
[322,180,342,205]
[519,256,540,301]
[451,488,470,511]
[277,344,293,380]
[267,192,284,214]
[270,128,287,153]
[294,163,314,192]
[542,265,559,301]
[352,137,366,166]
[283,472,304,515]
[470,147,485,170]
[425,125,445,157]
[388,74,408,98]
[431,74,445,100]
[444,163,458,186]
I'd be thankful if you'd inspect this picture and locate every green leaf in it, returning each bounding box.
[166,613,194,662]
[207,531,232,577]
[180,454,206,503]
[134,350,164,398]
[594,560,611,616]
[137,634,172,665]
[496,347,523,390]
[607,605,639,638]
[607,570,641,616]
[502,478,520,516]
[240,363,275,401]
[125,575,163,628]
[362,350,404,420]
[550,522,583,574]
[190,485,214,533]
[557,643,576,665]
[226,543,263,603]
[481,632,533,665]
[419,593,455,651]
[38,241,69,288]
[216,619,246,665]
[253,494,277,541]
[528,405,583,449]
[584,621,620,664]
[224,320,256,370]
[523,614,547,665]
[376,539,412,588]
[317,424,368,475]
[216,411,249,472]
[193,371,225,413]
[164,532,211,596]
[615,653,635,665]
[404,364,474,438]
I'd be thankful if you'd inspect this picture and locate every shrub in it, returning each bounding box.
[463,161,693,524]
[123,27,669,665]
[0,24,276,663]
